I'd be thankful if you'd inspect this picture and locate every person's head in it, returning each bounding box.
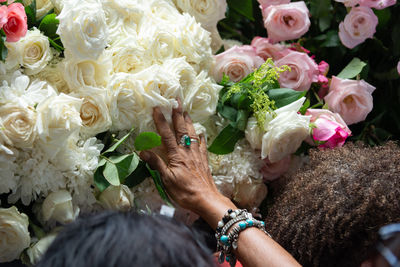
[36,211,216,267]
[265,142,400,267]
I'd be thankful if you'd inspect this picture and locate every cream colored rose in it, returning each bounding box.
[26,233,57,265]
[36,93,82,158]
[233,179,268,210]
[245,117,264,150]
[42,190,79,224]
[261,110,310,163]
[4,41,19,71]
[173,0,227,29]
[0,206,31,263]
[17,28,52,75]
[72,88,112,136]
[50,0,64,14]
[56,0,108,60]
[34,63,70,94]
[108,73,151,131]
[62,51,111,91]
[98,185,134,211]
[109,40,148,74]
[183,71,222,123]
[0,102,37,148]
[23,0,54,19]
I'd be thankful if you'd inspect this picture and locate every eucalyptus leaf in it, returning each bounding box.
[102,153,139,185]
[103,128,134,154]
[337,58,367,79]
[267,88,306,108]
[102,162,120,186]
[134,132,162,151]
[94,166,110,192]
[208,124,245,155]
[227,0,254,21]
[147,165,173,206]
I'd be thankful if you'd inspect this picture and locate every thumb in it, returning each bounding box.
[140,150,169,178]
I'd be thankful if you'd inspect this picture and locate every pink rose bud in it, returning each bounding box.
[275,50,319,91]
[318,61,330,76]
[262,1,311,43]
[260,155,292,182]
[257,0,290,9]
[250,36,288,61]
[338,6,378,49]
[334,0,360,7]
[359,0,396,9]
[324,76,376,125]
[0,5,7,28]
[306,109,351,149]
[212,45,264,83]
[3,3,27,42]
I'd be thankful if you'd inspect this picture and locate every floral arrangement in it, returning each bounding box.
[0,0,398,264]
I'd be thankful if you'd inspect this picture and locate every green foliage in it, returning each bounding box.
[0,35,7,61]
[147,165,173,206]
[227,0,254,21]
[208,124,245,155]
[134,132,162,151]
[337,58,367,79]
[102,153,139,186]
[267,88,307,109]
[25,0,36,27]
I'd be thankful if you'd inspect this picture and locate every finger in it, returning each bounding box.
[139,151,170,179]
[183,112,200,152]
[172,99,188,140]
[199,134,210,172]
[153,107,178,153]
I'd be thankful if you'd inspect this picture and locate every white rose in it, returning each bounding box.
[42,190,79,224]
[108,73,151,131]
[233,179,268,210]
[173,0,227,29]
[0,206,31,263]
[56,0,108,60]
[50,0,64,14]
[26,233,57,265]
[36,93,82,158]
[98,185,134,211]
[17,28,52,75]
[72,88,112,136]
[0,102,37,149]
[23,0,54,19]
[33,63,70,94]
[183,70,222,123]
[245,117,264,150]
[261,110,310,163]
[109,39,148,74]
[62,51,111,91]
[4,42,19,71]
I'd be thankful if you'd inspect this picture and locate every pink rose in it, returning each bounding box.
[257,0,290,9]
[0,5,7,28]
[334,0,360,6]
[262,1,311,43]
[3,3,27,42]
[275,51,319,91]
[324,76,376,125]
[338,6,378,49]
[359,0,396,9]
[250,37,288,61]
[306,109,351,149]
[212,45,264,83]
[260,155,292,182]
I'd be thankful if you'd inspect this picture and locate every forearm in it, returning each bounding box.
[196,194,301,267]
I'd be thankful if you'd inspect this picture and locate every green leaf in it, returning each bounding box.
[299,99,311,115]
[227,0,254,21]
[147,165,173,206]
[337,58,367,79]
[231,109,249,131]
[208,124,245,155]
[102,153,140,185]
[134,132,162,151]
[0,35,7,61]
[48,37,64,51]
[309,0,333,31]
[94,166,110,192]
[267,88,306,108]
[103,128,134,154]
[375,8,391,28]
[25,0,36,27]
[38,13,59,39]
[217,104,238,122]
[124,160,150,188]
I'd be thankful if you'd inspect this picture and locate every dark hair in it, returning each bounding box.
[265,142,400,267]
[36,211,216,267]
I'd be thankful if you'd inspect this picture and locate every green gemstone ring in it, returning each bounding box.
[179,135,198,147]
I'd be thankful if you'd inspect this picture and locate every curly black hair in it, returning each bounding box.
[265,142,400,267]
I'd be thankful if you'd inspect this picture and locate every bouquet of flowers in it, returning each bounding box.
[0,0,398,264]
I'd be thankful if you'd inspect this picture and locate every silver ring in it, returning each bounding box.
[178,135,199,147]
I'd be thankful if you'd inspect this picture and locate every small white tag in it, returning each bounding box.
[160,205,175,218]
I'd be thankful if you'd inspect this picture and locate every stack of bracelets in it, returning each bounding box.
[215,209,272,267]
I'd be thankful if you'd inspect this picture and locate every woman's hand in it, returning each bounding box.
[139,101,231,217]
